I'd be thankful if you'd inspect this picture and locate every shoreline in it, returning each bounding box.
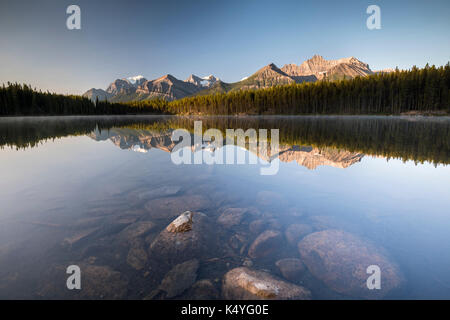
[1,112,449,119]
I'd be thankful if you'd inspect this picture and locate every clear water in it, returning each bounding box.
[0,115,449,299]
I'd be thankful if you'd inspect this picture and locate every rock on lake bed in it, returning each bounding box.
[222,267,311,300]
[298,229,404,299]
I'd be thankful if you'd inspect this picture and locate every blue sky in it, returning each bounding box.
[0,0,449,94]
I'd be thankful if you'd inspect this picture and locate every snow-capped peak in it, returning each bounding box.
[132,145,148,153]
[202,75,218,81]
[126,75,145,84]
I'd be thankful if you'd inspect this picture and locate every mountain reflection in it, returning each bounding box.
[89,127,364,170]
[0,115,448,166]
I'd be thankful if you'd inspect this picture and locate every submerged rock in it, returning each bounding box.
[77,264,128,299]
[145,195,212,220]
[158,259,199,298]
[217,208,248,228]
[298,229,404,299]
[71,217,105,229]
[248,230,282,259]
[62,227,100,247]
[249,219,267,234]
[186,279,219,300]
[149,212,214,266]
[249,218,281,234]
[285,224,313,246]
[37,262,128,299]
[136,186,182,201]
[275,258,306,282]
[118,221,156,242]
[229,233,248,251]
[126,239,148,270]
[222,267,311,300]
[166,211,193,233]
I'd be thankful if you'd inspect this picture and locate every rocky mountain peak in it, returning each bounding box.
[239,63,294,90]
[203,75,218,81]
[185,74,218,88]
[281,55,373,81]
[106,78,136,95]
[185,74,204,86]
[310,54,326,62]
[256,63,284,74]
[126,75,146,85]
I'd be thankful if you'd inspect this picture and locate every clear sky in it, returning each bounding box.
[0,0,449,94]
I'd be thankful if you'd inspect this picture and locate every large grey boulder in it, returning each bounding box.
[298,229,404,299]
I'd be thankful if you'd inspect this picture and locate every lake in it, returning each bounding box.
[0,115,449,299]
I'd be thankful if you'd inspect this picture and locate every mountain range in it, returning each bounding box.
[83,55,383,103]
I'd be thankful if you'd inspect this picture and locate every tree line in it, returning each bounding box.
[1,63,449,116]
[0,83,167,116]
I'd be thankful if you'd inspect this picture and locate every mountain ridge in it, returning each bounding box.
[83,55,384,103]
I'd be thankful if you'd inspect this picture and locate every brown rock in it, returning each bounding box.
[275,258,306,282]
[217,208,248,228]
[159,259,199,298]
[166,211,193,233]
[78,264,128,299]
[222,267,311,300]
[249,219,266,234]
[249,218,281,234]
[149,212,214,266]
[248,230,282,259]
[126,239,148,270]
[285,224,313,245]
[62,227,99,247]
[298,229,404,299]
[118,221,155,242]
[187,279,219,300]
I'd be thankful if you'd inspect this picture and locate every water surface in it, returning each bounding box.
[0,115,449,299]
